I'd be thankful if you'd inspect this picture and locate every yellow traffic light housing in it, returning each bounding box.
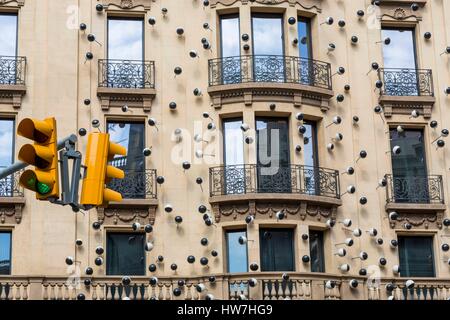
[80,132,126,207]
[17,118,59,200]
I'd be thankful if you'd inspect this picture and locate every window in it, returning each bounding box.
[252,14,284,82]
[390,128,428,203]
[223,118,245,195]
[0,13,18,57]
[226,230,248,273]
[0,232,11,275]
[382,28,417,69]
[256,118,290,193]
[303,121,320,195]
[309,230,325,273]
[398,236,435,277]
[0,119,15,197]
[108,17,144,61]
[260,229,295,272]
[297,17,312,59]
[219,15,241,84]
[107,121,145,198]
[106,233,145,275]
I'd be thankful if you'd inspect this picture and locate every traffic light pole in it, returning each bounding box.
[0,134,78,180]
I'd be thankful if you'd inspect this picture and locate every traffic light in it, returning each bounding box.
[17,117,59,200]
[80,132,126,207]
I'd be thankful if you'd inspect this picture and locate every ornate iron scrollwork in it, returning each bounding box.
[0,56,26,86]
[378,68,434,96]
[0,169,24,198]
[209,164,340,199]
[208,55,332,90]
[98,59,155,89]
[385,174,444,204]
[108,169,157,199]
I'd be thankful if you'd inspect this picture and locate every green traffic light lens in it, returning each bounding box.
[37,181,51,195]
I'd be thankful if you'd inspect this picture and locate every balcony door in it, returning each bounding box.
[303,121,320,195]
[107,121,145,199]
[107,17,144,88]
[390,128,429,203]
[251,14,285,82]
[297,17,314,85]
[256,118,290,193]
[220,15,240,84]
[381,28,419,95]
[260,229,295,272]
[0,119,15,197]
[0,13,18,85]
[223,118,245,194]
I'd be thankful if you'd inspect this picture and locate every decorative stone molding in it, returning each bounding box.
[211,199,338,223]
[0,0,25,7]
[0,197,25,224]
[209,0,322,12]
[0,85,26,109]
[97,87,156,112]
[385,202,446,230]
[208,83,333,111]
[96,199,158,225]
[380,95,435,119]
[379,6,423,23]
[101,0,153,11]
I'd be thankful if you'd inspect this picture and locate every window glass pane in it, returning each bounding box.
[309,230,325,273]
[297,18,311,59]
[226,230,248,273]
[106,233,145,275]
[260,229,294,272]
[0,232,11,275]
[108,18,143,60]
[223,119,243,166]
[0,119,14,167]
[256,118,290,193]
[107,122,145,171]
[0,14,17,56]
[303,121,317,168]
[220,15,240,58]
[382,28,416,69]
[398,236,435,277]
[252,15,284,55]
[390,129,428,203]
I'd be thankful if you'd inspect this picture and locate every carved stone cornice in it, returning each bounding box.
[97,87,156,112]
[96,199,158,226]
[210,196,339,223]
[209,0,322,13]
[0,85,26,109]
[101,0,153,11]
[385,202,446,230]
[0,197,25,224]
[380,95,435,119]
[379,6,423,23]
[0,0,25,7]
[208,82,333,111]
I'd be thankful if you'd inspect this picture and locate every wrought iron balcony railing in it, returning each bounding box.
[0,169,23,198]
[208,55,332,90]
[378,68,434,97]
[209,164,340,199]
[98,59,155,89]
[0,56,26,86]
[385,174,444,204]
[107,169,157,200]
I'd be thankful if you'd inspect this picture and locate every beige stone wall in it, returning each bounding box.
[0,0,450,300]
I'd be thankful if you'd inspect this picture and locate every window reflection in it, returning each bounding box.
[220,15,241,84]
[382,28,416,69]
[0,232,11,275]
[106,233,145,275]
[0,14,17,56]
[309,230,325,273]
[108,18,144,61]
[226,230,248,273]
[0,119,14,167]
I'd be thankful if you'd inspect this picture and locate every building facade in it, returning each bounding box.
[0,0,450,300]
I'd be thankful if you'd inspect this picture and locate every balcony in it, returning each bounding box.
[208,55,334,110]
[377,68,435,118]
[0,56,26,108]
[209,164,341,223]
[384,174,446,229]
[0,170,25,224]
[97,59,156,112]
[1,274,448,300]
[96,167,158,226]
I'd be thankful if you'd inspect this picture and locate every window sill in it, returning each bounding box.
[208,82,334,110]
[96,199,159,226]
[97,87,156,112]
[379,95,435,118]
[0,196,25,224]
[0,84,26,109]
